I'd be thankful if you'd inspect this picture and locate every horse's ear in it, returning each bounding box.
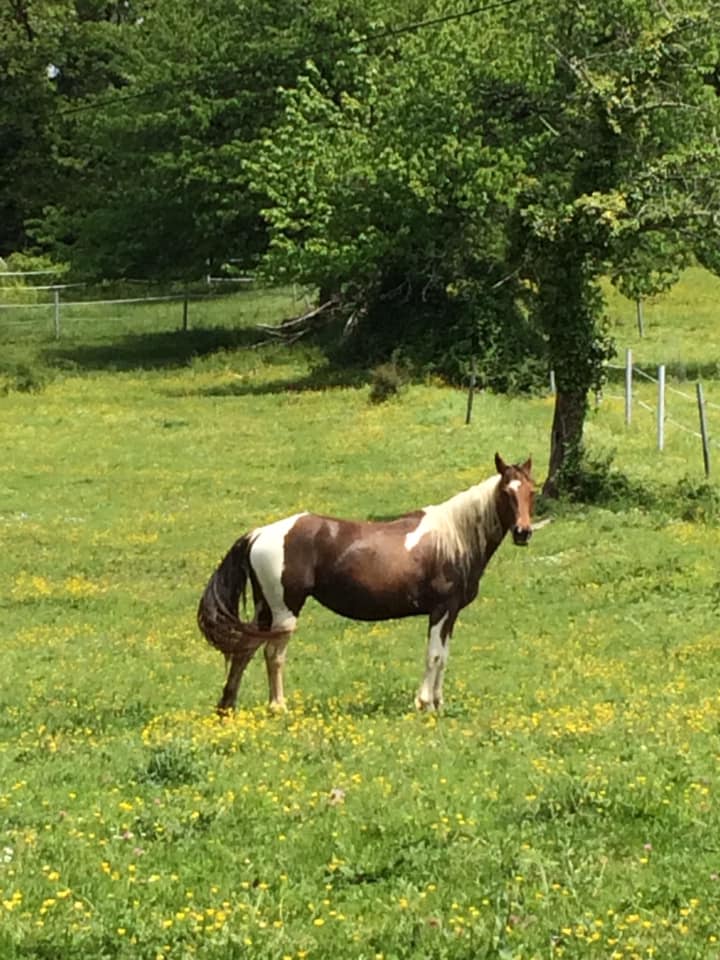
[494,452,507,474]
[521,456,532,475]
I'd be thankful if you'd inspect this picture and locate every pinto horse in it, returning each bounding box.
[198,453,534,713]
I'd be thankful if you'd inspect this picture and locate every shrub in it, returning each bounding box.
[0,362,50,395]
[555,445,650,508]
[675,476,720,523]
[368,362,403,404]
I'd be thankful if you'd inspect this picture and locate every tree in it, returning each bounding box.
[36,0,422,280]
[250,16,541,382]
[511,0,720,492]
[252,0,720,490]
[0,0,133,256]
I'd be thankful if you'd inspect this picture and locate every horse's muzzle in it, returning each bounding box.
[512,526,532,546]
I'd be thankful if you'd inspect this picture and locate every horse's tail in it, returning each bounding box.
[197,534,260,656]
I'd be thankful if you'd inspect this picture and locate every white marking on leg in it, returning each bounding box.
[415,612,449,711]
[265,635,290,710]
[249,513,307,631]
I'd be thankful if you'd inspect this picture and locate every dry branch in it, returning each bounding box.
[255,298,338,344]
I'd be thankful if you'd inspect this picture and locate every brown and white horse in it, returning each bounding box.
[198,453,535,713]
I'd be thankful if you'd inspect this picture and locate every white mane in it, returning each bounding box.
[407,474,503,570]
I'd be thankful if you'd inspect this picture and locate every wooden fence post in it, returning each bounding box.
[657,364,666,451]
[182,287,189,332]
[53,287,61,339]
[465,357,477,426]
[696,382,711,478]
[624,348,632,425]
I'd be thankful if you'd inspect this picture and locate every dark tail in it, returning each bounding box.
[197,534,258,655]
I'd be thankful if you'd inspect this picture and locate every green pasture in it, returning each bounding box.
[2,274,720,959]
[604,266,720,377]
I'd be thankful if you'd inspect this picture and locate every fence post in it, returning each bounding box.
[53,287,61,339]
[696,382,711,478]
[465,357,477,426]
[636,298,644,337]
[182,287,189,332]
[657,364,666,451]
[624,348,632,425]
[549,369,556,395]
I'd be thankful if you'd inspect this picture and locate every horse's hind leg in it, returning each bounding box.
[217,643,263,713]
[264,633,292,711]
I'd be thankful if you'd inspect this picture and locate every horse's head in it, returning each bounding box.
[494,452,535,546]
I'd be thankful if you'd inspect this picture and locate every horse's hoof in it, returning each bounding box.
[414,695,433,712]
[268,700,288,714]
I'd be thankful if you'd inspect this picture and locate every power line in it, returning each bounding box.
[357,0,526,43]
[59,0,526,118]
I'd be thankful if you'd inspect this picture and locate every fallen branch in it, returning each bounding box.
[255,298,338,344]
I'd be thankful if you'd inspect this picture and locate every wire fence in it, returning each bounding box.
[0,273,305,343]
[600,348,715,476]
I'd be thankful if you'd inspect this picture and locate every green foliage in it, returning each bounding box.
[251,0,720,481]
[368,361,403,404]
[553,444,648,508]
[31,0,405,280]
[0,361,51,395]
[675,477,720,524]
[0,0,131,255]
[141,740,207,786]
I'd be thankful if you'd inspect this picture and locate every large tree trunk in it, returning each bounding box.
[543,389,587,497]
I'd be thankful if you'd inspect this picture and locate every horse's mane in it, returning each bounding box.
[420,474,502,571]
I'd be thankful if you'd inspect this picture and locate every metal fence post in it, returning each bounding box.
[657,364,666,451]
[624,348,632,425]
[696,382,711,477]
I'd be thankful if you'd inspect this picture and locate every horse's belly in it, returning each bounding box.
[311,577,426,621]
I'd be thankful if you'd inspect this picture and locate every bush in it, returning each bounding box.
[675,476,720,523]
[0,362,50,395]
[555,446,650,508]
[368,362,403,403]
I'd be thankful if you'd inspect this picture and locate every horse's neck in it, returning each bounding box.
[441,477,505,572]
[480,523,508,565]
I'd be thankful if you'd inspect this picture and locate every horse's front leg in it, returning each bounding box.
[415,605,457,712]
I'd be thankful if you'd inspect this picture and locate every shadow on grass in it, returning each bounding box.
[40,325,373,397]
[42,326,265,372]
[194,363,369,397]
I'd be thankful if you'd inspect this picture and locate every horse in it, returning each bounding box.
[197,453,535,713]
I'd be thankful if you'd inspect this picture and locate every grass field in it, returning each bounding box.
[2,272,720,959]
